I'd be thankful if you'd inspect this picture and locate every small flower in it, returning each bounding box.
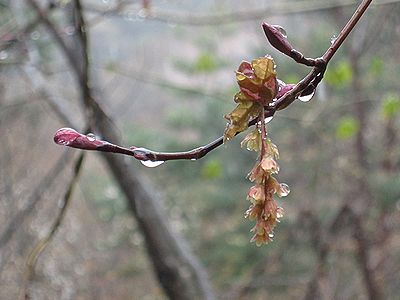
[250,233,271,246]
[245,204,262,220]
[241,129,261,152]
[247,185,265,204]
[247,160,266,183]
[264,199,278,218]
[260,155,279,174]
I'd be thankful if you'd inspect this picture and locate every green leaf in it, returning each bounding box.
[369,56,383,76]
[336,116,359,140]
[194,52,217,72]
[201,158,222,179]
[325,60,353,87]
[382,93,400,119]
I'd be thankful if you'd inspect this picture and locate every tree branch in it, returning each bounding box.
[53,0,373,164]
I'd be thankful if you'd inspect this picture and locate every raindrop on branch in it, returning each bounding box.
[273,25,287,38]
[297,90,315,102]
[86,133,96,141]
[330,34,337,45]
[265,116,274,123]
[140,160,165,168]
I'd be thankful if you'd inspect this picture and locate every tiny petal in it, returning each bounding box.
[241,129,261,152]
[247,185,265,204]
[260,155,279,173]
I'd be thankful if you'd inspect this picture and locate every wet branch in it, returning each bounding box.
[53,0,373,163]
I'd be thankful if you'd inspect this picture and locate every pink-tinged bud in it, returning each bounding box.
[53,128,103,150]
[262,23,293,57]
[277,83,295,99]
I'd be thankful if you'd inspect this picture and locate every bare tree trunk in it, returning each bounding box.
[349,48,383,300]
[25,0,215,298]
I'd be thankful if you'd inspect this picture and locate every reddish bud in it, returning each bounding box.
[262,23,294,57]
[54,128,103,150]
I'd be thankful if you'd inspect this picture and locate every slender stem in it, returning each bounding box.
[259,107,267,159]
[323,0,373,63]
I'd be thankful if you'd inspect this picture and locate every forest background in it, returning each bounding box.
[0,0,399,299]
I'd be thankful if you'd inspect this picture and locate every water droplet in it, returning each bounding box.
[86,133,96,141]
[190,158,197,161]
[167,21,177,28]
[265,116,274,123]
[278,183,290,197]
[30,31,40,40]
[273,25,287,38]
[140,160,165,168]
[297,90,315,102]
[65,26,75,36]
[137,9,148,19]
[0,50,8,60]
[125,11,136,21]
[330,34,337,45]
[57,139,68,145]
[268,233,274,238]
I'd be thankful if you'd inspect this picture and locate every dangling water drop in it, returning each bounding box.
[0,50,8,60]
[140,160,165,168]
[57,139,68,145]
[297,90,315,102]
[265,116,274,123]
[86,133,96,142]
[137,9,148,19]
[190,158,197,161]
[277,183,290,197]
[30,31,40,40]
[125,11,136,21]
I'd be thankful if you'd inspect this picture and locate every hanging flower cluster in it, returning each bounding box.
[224,56,290,246]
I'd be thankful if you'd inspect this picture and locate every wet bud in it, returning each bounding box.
[54,128,103,150]
[262,23,294,57]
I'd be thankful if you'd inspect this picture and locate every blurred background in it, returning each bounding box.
[1,0,400,299]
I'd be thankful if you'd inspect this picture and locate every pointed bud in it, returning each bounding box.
[262,23,294,57]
